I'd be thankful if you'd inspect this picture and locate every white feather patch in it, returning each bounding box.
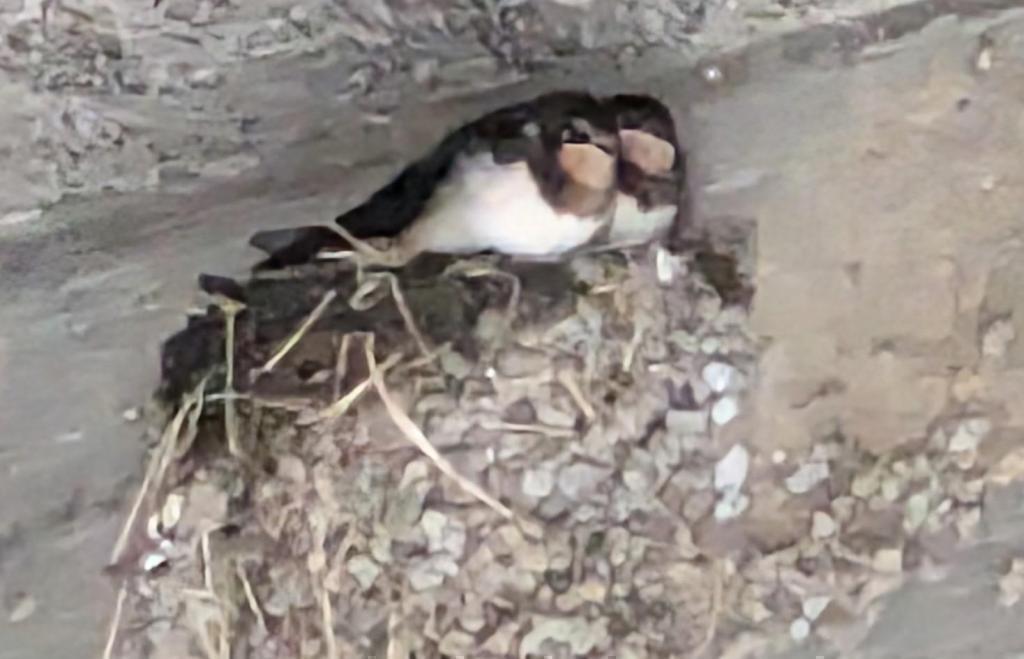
[609,193,676,243]
[403,152,606,256]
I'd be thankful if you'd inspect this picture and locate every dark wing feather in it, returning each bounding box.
[248,225,349,270]
[247,91,600,270]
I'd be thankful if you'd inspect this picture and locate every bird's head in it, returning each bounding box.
[606,94,680,177]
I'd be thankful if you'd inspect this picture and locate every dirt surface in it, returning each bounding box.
[4,0,1024,658]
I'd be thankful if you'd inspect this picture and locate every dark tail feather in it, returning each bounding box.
[248,225,351,270]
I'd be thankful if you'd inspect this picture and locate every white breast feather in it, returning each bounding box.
[404,153,605,256]
[609,192,676,243]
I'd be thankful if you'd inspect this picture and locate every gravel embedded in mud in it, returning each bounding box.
[106,235,1001,658]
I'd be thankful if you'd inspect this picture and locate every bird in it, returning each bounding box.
[600,93,686,249]
[249,91,621,270]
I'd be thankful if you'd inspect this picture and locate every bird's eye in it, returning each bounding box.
[562,125,591,144]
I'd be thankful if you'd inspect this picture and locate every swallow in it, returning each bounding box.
[601,94,686,249]
[249,91,620,270]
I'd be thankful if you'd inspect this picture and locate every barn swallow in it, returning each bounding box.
[601,94,686,248]
[249,91,620,270]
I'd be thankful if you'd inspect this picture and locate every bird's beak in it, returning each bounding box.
[590,132,619,156]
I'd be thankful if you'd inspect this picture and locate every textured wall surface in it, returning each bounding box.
[2,1,1024,657]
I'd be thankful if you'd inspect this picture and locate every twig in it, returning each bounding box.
[622,322,645,373]
[109,390,199,565]
[236,563,267,634]
[321,587,338,659]
[324,222,414,269]
[221,302,244,458]
[557,371,596,424]
[689,559,724,659]
[319,352,401,421]
[332,333,352,401]
[349,273,433,360]
[479,420,577,438]
[174,376,209,460]
[199,531,231,659]
[366,341,514,520]
[256,289,337,376]
[100,584,128,659]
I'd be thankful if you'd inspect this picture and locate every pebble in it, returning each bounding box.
[665,409,709,435]
[122,407,141,422]
[7,594,36,623]
[143,553,169,572]
[714,444,749,494]
[714,444,750,520]
[851,469,880,499]
[948,418,991,453]
[288,4,309,25]
[785,460,830,494]
[711,396,739,425]
[982,317,1015,357]
[880,476,902,502]
[802,596,830,622]
[346,555,381,591]
[702,361,737,393]
[811,511,836,539]
[714,493,750,521]
[276,455,307,484]
[522,468,556,498]
[439,630,475,656]
[909,491,933,532]
[496,346,549,378]
[578,578,608,603]
[976,46,993,72]
[999,558,1024,607]
[557,463,612,499]
[872,547,903,573]
[160,493,185,531]
[789,616,811,642]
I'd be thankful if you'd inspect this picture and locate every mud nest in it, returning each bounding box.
[104,243,768,658]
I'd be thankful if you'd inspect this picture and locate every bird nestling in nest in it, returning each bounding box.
[248,90,687,271]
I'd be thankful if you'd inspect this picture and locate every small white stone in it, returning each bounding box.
[880,476,902,502]
[711,396,739,425]
[665,409,708,435]
[7,594,37,624]
[702,361,737,393]
[789,617,811,642]
[714,444,749,494]
[122,407,141,422]
[655,247,673,284]
[785,461,830,494]
[873,547,903,573]
[802,596,831,622]
[982,318,1014,357]
[811,511,836,539]
[949,418,991,453]
[346,555,380,591]
[771,450,787,464]
[522,468,555,498]
[714,493,749,521]
[977,47,993,71]
[142,553,168,572]
[288,4,308,24]
[160,493,185,531]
